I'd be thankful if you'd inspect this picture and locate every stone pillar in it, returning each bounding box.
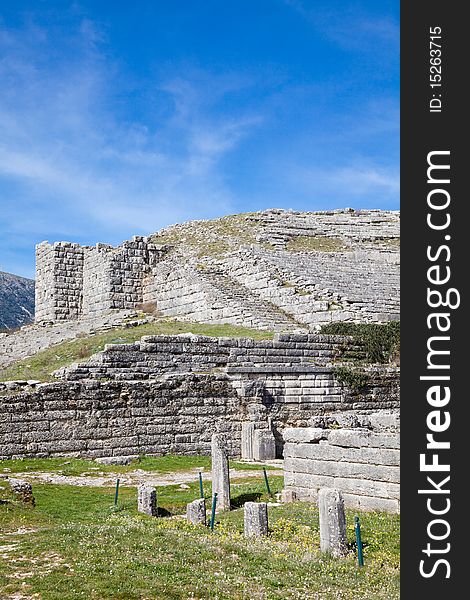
[137,484,157,516]
[211,433,231,511]
[244,502,268,537]
[9,479,35,506]
[253,429,276,461]
[241,422,256,460]
[186,498,206,525]
[318,488,347,557]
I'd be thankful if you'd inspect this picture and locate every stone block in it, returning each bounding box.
[137,484,157,516]
[241,422,255,460]
[253,429,276,461]
[318,488,347,557]
[186,498,206,525]
[244,502,268,537]
[9,478,35,506]
[280,489,297,503]
[211,433,231,511]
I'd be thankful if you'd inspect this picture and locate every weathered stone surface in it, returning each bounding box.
[284,457,400,483]
[283,428,327,444]
[327,429,400,450]
[253,429,276,461]
[318,488,347,557]
[280,489,297,503]
[137,484,157,516]
[244,502,268,537]
[8,478,35,506]
[33,210,399,331]
[283,414,400,513]
[211,433,231,511]
[186,498,206,525]
[241,422,255,460]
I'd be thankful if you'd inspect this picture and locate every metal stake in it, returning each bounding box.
[355,516,364,567]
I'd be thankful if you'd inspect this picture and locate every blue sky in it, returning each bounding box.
[0,0,399,278]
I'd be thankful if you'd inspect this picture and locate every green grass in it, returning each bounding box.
[286,236,349,253]
[0,319,274,382]
[149,213,260,259]
[0,478,399,599]
[0,455,277,477]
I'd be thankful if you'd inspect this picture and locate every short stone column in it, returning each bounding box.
[9,479,35,506]
[318,488,347,557]
[137,484,157,516]
[186,498,206,525]
[244,502,268,537]
[211,433,231,511]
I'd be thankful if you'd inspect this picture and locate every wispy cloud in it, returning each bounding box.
[284,0,399,53]
[0,19,261,246]
[287,161,399,207]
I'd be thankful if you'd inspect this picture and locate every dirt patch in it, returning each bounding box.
[0,467,283,488]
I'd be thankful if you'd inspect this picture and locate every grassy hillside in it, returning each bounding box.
[0,319,273,382]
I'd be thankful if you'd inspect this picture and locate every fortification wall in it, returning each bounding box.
[35,238,167,322]
[35,242,84,322]
[283,414,400,513]
[0,332,396,460]
[35,209,400,327]
[0,376,243,459]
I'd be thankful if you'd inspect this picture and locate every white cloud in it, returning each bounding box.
[0,19,262,252]
[288,162,399,204]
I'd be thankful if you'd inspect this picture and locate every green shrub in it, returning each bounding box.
[333,366,369,390]
[321,321,400,364]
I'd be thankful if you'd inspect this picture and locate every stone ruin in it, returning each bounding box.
[1,208,401,513]
[34,209,400,329]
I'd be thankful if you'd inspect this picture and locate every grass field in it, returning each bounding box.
[0,459,400,599]
[0,319,274,383]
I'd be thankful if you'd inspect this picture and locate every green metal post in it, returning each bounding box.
[263,467,272,497]
[114,478,120,506]
[199,472,204,499]
[355,516,364,567]
[209,493,218,531]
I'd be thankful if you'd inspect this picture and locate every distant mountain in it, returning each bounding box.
[0,271,35,330]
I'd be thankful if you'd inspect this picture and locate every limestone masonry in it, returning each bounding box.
[1,208,400,512]
[0,333,399,461]
[35,209,399,329]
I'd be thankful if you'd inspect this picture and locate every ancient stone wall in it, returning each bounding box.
[0,367,398,460]
[0,375,243,459]
[283,413,400,513]
[55,333,368,381]
[0,331,398,459]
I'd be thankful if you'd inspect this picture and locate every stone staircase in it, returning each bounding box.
[200,269,305,332]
